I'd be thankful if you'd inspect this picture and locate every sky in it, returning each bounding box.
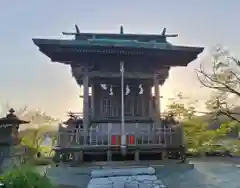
[0,0,239,119]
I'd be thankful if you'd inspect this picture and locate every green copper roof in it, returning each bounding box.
[33,38,172,50]
[32,26,204,65]
[33,38,202,54]
[87,38,171,49]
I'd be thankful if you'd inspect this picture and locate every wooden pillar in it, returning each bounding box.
[83,73,89,145]
[135,150,139,161]
[141,85,145,116]
[91,83,95,119]
[107,150,112,161]
[154,73,160,124]
[149,86,152,118]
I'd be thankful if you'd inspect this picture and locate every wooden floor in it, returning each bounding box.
[55,159,185,168]
[72,159,184,167]
[54,144,185,152]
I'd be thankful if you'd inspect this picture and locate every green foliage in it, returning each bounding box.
[28,157,53,166]
[165,98,238,154]
[18,109,58,159]
[166,102,195,120]
[20,127,56,164]
[220,138,240,156]
[21,126,48,153]
[0,166,55,188]
[183,119,240,155]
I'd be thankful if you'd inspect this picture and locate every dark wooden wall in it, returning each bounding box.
[90,80,154,121]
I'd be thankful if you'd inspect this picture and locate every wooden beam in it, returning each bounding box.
[72,66,169,86]
[92,71,153,79]
[73,70,168,79]
[89,78,153,85]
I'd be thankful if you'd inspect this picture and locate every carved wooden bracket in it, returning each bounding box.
[155,67,169,79]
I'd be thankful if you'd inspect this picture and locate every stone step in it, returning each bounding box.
[46,164,194,188]
[88,174,166,188]
[88,167,166,188]
[91,167,155,178]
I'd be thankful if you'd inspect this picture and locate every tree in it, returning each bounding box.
[165,95,232,153]
[0,103,59,157]
[164,92,197,120]
[196,46,240,123]
[21,126,49,157]
[15,108,59,158]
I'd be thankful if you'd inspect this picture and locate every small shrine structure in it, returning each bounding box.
[33,25,204,163]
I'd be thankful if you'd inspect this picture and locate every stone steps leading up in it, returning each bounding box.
[46,163,194,188]
[88,167,166,188]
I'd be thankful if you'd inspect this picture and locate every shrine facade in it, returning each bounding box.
[33,25,204,163]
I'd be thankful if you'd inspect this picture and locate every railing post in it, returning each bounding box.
[96,125,99,145]
[108,123,112,146]
[162,126,167,160]
[136,123,138,145]
[76,128,79,144]
[89,126,92,145]
[180,123,184,146]
[57,123,63,146]
[170,128,173,145]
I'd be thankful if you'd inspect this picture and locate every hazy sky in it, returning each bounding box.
[0,0,239,118]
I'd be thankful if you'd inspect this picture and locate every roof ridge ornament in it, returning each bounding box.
[161,28,178,38]
[62,24,80,37]
[62,25,178,39]
[120,25,124,34]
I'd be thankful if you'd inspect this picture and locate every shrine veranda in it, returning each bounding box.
[33,26,204,163]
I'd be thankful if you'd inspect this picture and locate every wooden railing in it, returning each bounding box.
[56,123,184,148]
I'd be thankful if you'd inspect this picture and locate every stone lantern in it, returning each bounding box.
[0,108,29,170]
[0,108,29,145]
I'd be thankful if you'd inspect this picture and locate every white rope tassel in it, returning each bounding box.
[139,84,143,94]
[100,84,107,90]
[125,85,130,95]
[109,85,113,96]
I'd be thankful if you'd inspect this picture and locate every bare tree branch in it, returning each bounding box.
[195,47,240,122]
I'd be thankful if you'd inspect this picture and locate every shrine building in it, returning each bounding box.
[33,25,203,163]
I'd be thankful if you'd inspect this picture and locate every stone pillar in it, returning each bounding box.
[83,73,89,145]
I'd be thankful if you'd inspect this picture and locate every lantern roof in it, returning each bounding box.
[0,108,29,127]
[63,111,83,127]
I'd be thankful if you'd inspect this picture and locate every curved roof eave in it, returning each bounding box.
[33,38,204,66]
[33,38,204,53]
